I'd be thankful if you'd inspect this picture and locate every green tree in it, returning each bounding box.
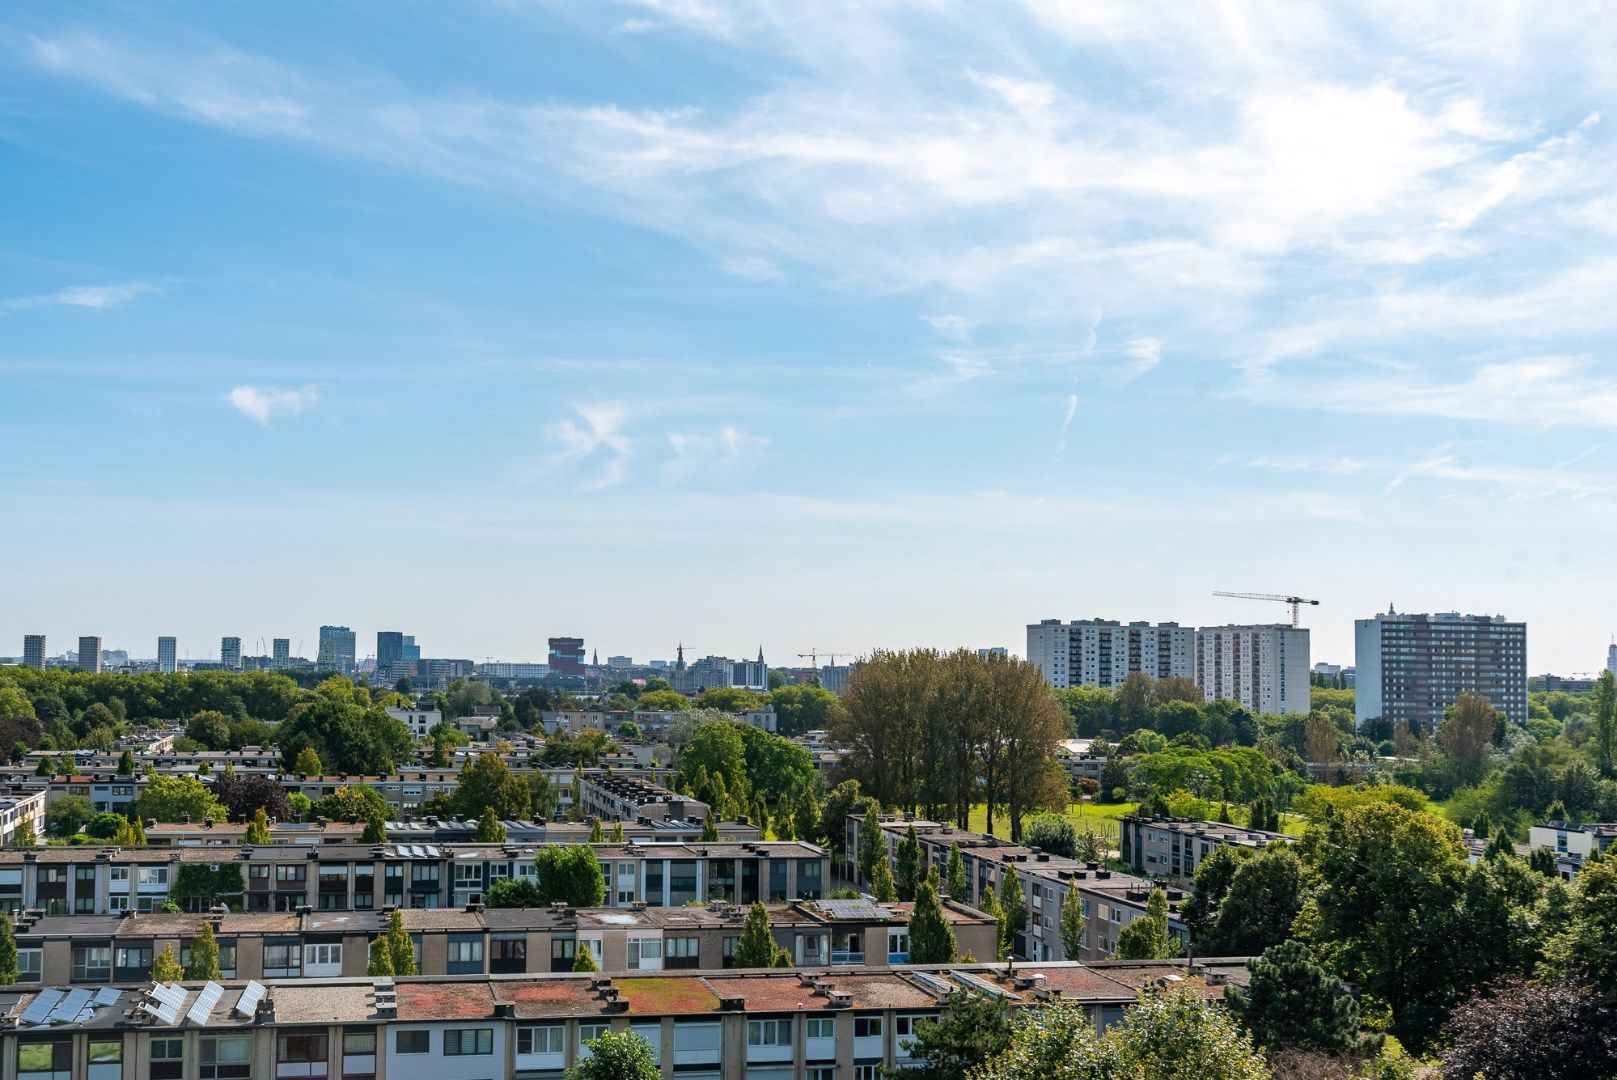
[186,922,222,980]
[1182,845,1249,944]
[185,710,233,751]
[294,746,324,776]
[768,683,840,737]
[870,854,899,903]
[572,942,599,972]
[534,845,607,907]
[475,806,508,843]
[152,944,186,983]
[1595,669,1617,779]
[116,750,135,775]
[998,866,1026,935]
[367,936,394,976]
[455,753,531,819]
[565,1029,659,1080]
[10,818,37,848]
[487,877,544,908]
[908,877,957,963]
[1228,939,1360,1054]
[313,785,388,823]
[589,819,605,843]
[733,902,787,967]
[638,689,689,712]
[361,811,387,844]
[1060,883,1087,959]
[1310,801,1469,1049]
[903,989,1017,1080]
[1108,986,1269,1080]
[1200,845,1308,957]
[0,912,16,986]
[609,820,624,843]
[858,806,885,886]
[383,909,416,975]
[818,780,866,857]
[793,789,819,845]
[694,686,765,712]
[136,773,226,823]
[699,816,719,842]
[1436,691,1499,788]
[44,795,93,838]
[897,825,923,901]
[1115,888,1176,960]
[244,808,273,844]
[978,885,1009,960]
[945,843,968,901]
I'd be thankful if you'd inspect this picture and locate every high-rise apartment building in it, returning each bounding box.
[548,637,586,677]
[273,638,291,664]
[317,626,357,674]
[1026,619,1194,689]
[77,637,102,673]
[157,636,178,674]
[376,631,405,677]
[1355,611,1528,731]
[220,637,242,670]
[401,635,420,662]
[22,636,45,671]
[1608,642,1617,677]
[1193,625,1310,715]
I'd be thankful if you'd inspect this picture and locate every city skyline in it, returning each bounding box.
[7,5,1617,672]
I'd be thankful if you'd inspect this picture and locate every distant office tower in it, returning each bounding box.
[157,636,178,674]
[607,655,633,669]
[1194,625,1310,715]
[273,639,290,665]
[220,637,243,670]
[548,637,586,677]
[1608,642,1617,677]
[1026,619,1195,689]
[1355,611,1527,731]
[377,631,404,677]
[22,636,45,671]
[317,626,357,673]
[77,637,102,673]
[401,635,420,662]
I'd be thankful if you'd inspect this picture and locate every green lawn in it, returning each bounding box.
[965,801,1138,844]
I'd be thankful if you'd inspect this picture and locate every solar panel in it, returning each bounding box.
[150,984,187,1010]
[93,987,122,1007]
[232,980,265,1018]
[19,988,63,1026]
[47,988,92,1024]
[186,982,223,1025]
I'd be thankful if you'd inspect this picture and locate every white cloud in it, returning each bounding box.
[228,385,317,425]
[1121,338,1161,379]
[1,280,157,313]
[545,403,634,489]
[665,423,767,478]
[1055,393,1078,456]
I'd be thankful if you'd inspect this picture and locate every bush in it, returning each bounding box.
[1025,814,1078,858]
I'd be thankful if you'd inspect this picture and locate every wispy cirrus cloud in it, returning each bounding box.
[1,280,158,314]
[665,424,767,479]
[545,403,634,489]
[228,385,318,425]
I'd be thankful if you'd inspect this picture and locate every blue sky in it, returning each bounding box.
[4,2,1617,672]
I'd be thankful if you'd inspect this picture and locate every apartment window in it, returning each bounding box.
[854,1066,881,1080]
[491,935,527,973]
[16,949,41,983]
[200,1034,253,1079]
[151,1036,185,1080]
[342,1029,376,1056]
[665,935,700,969]
[395,1031,429,1055]
[809,1068,836,1080]
[275,865,306,883]
[88,1040,121,1067]
[517,1026,566,1055]
[748,1019,793,1046]
[443,1029,493,1056]
[18,1038,72,1080]
[805,1017,835,1040]
[137,866,168,887]
[263,943,302,979]
[579,1023,608,1048]
[626,937,661,969]
[305,943,342,967]
[722,936,738,967]
[276,1033,327,1073]
[854,1016,883,1038]
[71,945,110,982]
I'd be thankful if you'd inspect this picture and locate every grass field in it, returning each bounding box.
[965,801,1138,844]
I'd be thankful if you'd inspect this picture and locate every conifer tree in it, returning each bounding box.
[384,910,416,975]
[367,937,394,976]
[244,808,273,845]
[945,843,968,901]
[870,855,899,903]
[734,902,787,967]
[700,816,719,842]
[361,811,387,844]
[152,944,186,983]
[1059,884,1087,959]
[572,942,599,972]
[475,806,508,843]
[908,878,957,964]
[998,866,1026,934]
[187,922,222,980]
[897,825,922,902]
[0,912,18,986]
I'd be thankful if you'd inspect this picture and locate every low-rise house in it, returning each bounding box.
[1118,816,1292,885]
[1529,820,1617,879]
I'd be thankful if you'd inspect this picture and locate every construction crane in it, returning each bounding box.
[1214,591,1320,628]
[797,650,853,669]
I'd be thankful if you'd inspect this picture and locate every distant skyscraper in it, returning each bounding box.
[377,631,405,677]
[1608,642,1617,677]
[157,637,178,674]
[77,636,102,673]
[220,637,243,670]
[1027,619,1195,689]
[1194,624,1311,715]
[1355,610,1527,731]
[318,626,357,673]
[273,638,290,664]
[22,635,45,671]
[401,635,420,662]
[548,637,586,677]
